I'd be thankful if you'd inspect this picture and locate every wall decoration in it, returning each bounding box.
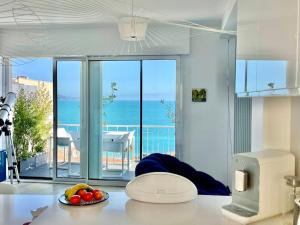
[192,88,207,102]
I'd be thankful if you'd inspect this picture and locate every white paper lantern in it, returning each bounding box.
[118,16,149,41]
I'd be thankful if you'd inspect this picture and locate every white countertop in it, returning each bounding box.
[1,193,293,225]
[0,194,57,225]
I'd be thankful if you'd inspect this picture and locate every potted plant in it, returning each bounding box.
[13,87,52,172]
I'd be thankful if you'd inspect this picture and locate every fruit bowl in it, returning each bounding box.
[58,191,109,206]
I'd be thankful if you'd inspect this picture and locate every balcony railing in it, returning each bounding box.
[58,124,175,159]
[19,124,175,178]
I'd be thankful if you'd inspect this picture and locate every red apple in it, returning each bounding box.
[82,192,93,202]
[70,195,81,205]
[77,189,87,198]
[92,190,103,200]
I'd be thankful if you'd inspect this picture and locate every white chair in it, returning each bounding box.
[68,131,80,157]
[103,131,135,176]
[57,137,71,172]
[57,128,72,174]
[0,183,17,194]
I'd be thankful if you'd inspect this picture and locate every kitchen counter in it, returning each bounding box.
[0,194,56,225]
[1,193,293,225]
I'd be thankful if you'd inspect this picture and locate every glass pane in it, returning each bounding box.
[56,61,82,178]
[247,60,257,92]
[142,60,176,157]
[235,60,246,93]
[11,58,53,179]
[89,61,140,180]
[256,60,287,90]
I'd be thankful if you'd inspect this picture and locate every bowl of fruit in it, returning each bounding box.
[59,183,109,206]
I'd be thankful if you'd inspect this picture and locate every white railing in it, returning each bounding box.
[58,124,175,159]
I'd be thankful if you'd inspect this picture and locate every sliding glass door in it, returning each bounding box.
[89,61,140,180]
[142,60,176,157]
[88,59,176,181]
[54,59,87,179]
[53,57,177,182]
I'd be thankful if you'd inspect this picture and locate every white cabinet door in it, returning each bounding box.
[237,0,260,60]
[257,0,298,91]
[257,0,298,60]
[236,0,299,95]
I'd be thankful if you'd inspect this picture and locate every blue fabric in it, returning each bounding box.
[135,153,231,196]
[0,151,6,182]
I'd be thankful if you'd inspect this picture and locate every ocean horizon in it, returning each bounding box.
[58,99,175,126]
[57,99,176,155]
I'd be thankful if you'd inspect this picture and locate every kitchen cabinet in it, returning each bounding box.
[236,0,300,96]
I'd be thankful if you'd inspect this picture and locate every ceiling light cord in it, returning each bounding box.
[130,0,136,40]
[131,0,134,17]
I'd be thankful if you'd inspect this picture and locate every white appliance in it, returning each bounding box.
[125,172,197,203]
[222,150,295,224]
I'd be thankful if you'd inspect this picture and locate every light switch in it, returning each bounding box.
[235,170,248,192]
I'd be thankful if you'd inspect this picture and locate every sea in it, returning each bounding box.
[57,99,176,156]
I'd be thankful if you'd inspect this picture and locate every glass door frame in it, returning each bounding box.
[53,55,182,184]
[88,55,182,159]
[53,57,88,182]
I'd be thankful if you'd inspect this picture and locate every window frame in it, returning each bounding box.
[6,55,182,185]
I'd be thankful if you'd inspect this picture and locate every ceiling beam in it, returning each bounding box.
[222,0,237,31]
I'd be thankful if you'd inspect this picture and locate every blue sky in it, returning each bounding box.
[12,58,176,100]
[12,58,53,82]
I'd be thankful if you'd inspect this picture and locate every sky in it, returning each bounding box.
[12,58,53,82]
[12,58,176,100]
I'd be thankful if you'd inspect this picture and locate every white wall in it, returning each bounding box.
[251,97,292,152]
[263,97,291,151]
[251,96,300,177]
[291,97,300,176]
[251,98,264,152]
[180,31,235,186]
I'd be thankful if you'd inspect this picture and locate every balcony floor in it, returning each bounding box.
[20,162,136,181]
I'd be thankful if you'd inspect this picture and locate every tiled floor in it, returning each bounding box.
[1,181,124,195]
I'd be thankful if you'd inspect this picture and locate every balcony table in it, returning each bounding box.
[102,131,135,176]
[1,192,292,225]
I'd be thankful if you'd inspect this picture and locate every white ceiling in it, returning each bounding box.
[0,0,234,57]
[0,0,230,27]
[127,0,229,22]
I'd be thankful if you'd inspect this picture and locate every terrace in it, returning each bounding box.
[19,124,175,180]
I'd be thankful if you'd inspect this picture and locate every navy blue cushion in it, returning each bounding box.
[135,153,231,196]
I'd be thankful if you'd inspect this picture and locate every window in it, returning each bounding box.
[89,59,177,180]
[11,58,53,179]
[8,57,179,182]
